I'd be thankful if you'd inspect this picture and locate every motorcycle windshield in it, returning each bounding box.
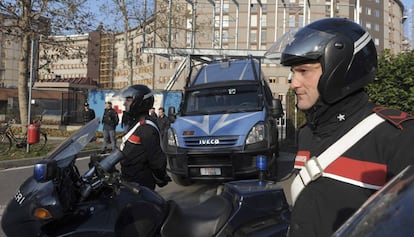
[43,117,100,168]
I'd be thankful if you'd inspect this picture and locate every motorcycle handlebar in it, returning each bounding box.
[80,149,125,200]
[99,149,125,171]
[83,149,125,179]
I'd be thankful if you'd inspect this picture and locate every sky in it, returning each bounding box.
[85,0,150,32]
[402,0,413,38]
[402,0,412,7]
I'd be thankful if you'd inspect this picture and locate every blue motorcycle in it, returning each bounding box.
[1,118,290,237]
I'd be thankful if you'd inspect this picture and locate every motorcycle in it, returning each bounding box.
[1,118,290,237]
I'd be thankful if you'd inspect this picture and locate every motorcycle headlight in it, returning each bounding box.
[167,128,179,147]
[246,123,265,145]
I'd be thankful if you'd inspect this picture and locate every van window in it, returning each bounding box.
[191,60,259,86]
[183,84,261,115]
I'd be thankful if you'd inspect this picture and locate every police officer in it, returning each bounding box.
[101,101,119,153]
[83,102,95,124]
[116,84,170,190]
[266,18,414,237]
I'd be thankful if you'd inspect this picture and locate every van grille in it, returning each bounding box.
[184,135,239,147]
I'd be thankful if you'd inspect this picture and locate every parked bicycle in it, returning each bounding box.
[0,121,47,154]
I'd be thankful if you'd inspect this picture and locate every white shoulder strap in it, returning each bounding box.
[290,113,385,204]
[120,120,159,151]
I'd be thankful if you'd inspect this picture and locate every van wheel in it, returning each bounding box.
[171,174,192,186]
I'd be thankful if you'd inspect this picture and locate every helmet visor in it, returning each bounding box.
[266,27,336,66]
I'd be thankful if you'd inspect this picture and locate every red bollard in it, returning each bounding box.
[27,124,40,144]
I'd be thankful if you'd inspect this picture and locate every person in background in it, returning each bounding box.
[149,107,158,119]
[116,84,170,190]
[265,18,414,237]
[156,107,169,140]
[83,102,95,124]
[101,101,119,153]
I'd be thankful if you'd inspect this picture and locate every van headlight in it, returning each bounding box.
[167,128,179,147]
[246,123,265,145]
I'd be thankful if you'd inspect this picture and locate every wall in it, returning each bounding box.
[87,89,182,131]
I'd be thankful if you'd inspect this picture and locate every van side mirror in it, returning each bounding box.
[271,99,284,119]
[168,106,176,123]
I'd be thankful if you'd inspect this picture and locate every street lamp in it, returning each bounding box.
[27,36,39,152]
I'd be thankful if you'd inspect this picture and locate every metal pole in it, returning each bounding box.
[27,39,36,152]
[168,0,172,49]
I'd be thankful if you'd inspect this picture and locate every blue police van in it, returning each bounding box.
[165,56,283,185]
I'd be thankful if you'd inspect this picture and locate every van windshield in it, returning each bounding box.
[183,84,261,115]
[190,59,259,86]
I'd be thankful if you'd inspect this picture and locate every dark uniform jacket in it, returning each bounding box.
[120,117,167,190]
[83,109,95,124]
[102,108,119,130]
[289,91,414,237]
[156,114,170,137]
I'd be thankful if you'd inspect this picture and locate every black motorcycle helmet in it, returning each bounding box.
[116,84,154,117]
[266,18,377,104]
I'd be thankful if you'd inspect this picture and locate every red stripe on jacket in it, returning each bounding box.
[325,156,387,186]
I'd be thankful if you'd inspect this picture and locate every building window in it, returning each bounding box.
[250,30,257,43]
[298,15,304,27]
[215,16,220,28]
[223,15,229,28]
[251,14,258,27]
[186,31,192,45]
[288,15,295,27]
[268,76,277,84]
[223,30,229,42]
[261,30,267,43]
[223,2,229,12]
[261,14,267,27]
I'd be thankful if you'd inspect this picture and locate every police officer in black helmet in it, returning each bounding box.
[116,84,171,190]
[266,18,414,237]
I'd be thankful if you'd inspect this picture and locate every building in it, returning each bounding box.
[0,14,21,88]
[0,0,407,124]
[148,0,407,102]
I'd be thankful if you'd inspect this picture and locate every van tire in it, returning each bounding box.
[171,174,192,186]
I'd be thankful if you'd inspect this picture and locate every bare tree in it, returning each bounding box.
[100,0,147,85]
[0,0,94,125]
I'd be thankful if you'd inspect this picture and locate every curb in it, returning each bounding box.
[0,149,100,170]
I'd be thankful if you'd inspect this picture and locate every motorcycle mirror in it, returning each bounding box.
[34,159,58,182]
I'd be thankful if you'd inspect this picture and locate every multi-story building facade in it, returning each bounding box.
[35,0,408,92]
[148,0,407,101]
[0,14,21,88]
[0,1,407,123]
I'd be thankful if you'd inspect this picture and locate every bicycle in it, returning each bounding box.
[0,121,48,154]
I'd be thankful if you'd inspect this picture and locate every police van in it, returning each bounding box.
[165,56,283,185]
